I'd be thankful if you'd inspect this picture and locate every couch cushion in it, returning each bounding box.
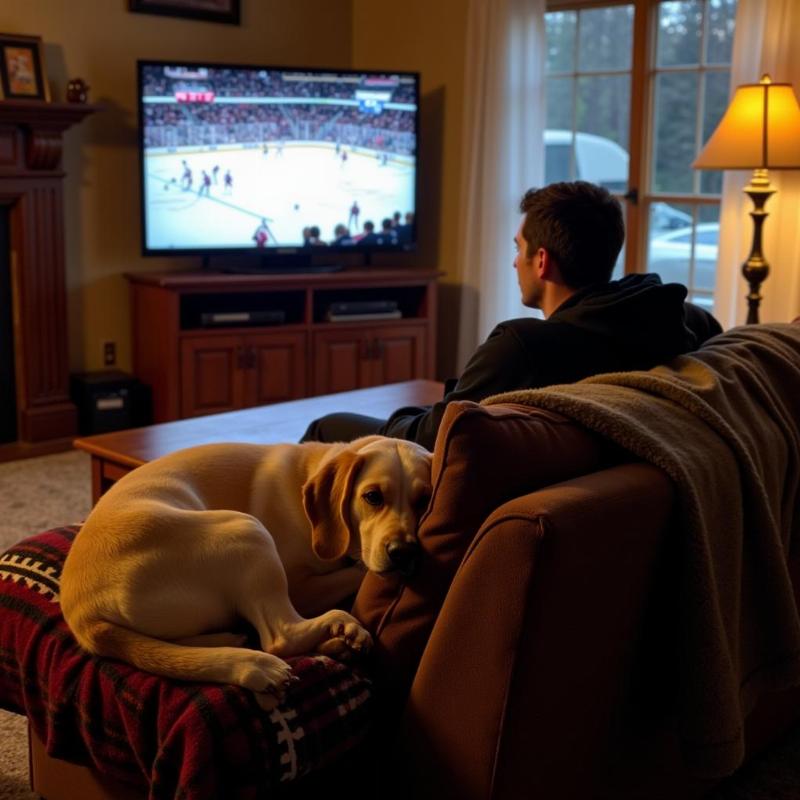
[353,400,612,712]
[0,527,372,800]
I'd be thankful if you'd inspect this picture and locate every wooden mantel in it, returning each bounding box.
[0,100,97,445]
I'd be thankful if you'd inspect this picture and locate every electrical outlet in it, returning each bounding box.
[103,341,116,367]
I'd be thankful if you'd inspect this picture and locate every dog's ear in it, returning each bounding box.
[302,450,363,561]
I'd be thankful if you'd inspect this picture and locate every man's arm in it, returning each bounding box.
[380,322,539,450]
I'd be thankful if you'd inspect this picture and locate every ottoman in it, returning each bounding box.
[0,526,374,799]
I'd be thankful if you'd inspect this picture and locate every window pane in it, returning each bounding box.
[577,6,634,72]
[656,1,703,67]
[652,72,699,193]
[700,71,730,194]
[576,75,630,191]
[706,0,737,64]
[545,140,575,184]
[577,75,631,150]
[545,12,577,73]
[647,202,695,286]
[546,76,574,131]
[695,205,720,291]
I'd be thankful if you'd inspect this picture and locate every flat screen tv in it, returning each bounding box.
[137,60,419,268]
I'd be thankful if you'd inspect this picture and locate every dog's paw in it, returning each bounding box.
[235,651,296,695]
[317,620,372,661]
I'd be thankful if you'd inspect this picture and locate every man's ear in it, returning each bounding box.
[302,451,363,561]
[536,246,550,278]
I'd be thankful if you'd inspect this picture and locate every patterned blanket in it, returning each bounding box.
[0,526,373,799]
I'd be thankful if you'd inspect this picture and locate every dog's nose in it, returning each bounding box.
[385,540,421,576]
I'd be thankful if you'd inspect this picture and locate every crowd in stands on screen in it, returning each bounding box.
[143,71,417,104]
[143,102,414,153]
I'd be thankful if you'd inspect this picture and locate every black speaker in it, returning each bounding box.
[70,371,152,436]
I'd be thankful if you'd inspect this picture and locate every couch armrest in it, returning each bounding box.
[395,461,674,800]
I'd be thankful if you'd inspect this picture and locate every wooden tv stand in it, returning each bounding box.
[127,268,440,423]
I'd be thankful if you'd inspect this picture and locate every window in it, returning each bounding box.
[544,0,738,310]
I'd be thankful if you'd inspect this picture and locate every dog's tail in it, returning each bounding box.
[73,618,294,694]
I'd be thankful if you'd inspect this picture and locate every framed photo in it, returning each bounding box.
[128,0,240,25]
[0,33,50,101]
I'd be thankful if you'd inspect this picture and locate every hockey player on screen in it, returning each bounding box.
[252,218,269,248]
[224,169,233,194]
[347,200,360,229]
[181,160,192,191]
[198,170,211,197]
[212,165,220,184]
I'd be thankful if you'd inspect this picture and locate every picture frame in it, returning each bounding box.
[128,0,240,25]
[0,33,50,101]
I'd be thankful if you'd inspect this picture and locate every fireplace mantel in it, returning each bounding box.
[0,100,98,449]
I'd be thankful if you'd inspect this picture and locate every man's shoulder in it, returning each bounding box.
[492,315,575,342]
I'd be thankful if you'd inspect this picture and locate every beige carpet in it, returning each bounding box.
[0,450,91,800]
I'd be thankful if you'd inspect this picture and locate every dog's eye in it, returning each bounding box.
[363,489,384,507]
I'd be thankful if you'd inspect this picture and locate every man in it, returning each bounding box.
[301,181,722,451]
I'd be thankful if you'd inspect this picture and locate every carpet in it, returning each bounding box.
[0,450,91,800]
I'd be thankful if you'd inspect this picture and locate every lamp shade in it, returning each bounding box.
[692,76,800,170]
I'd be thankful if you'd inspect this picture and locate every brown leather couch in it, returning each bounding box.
[350,399,800,800]
[26,396,800,799]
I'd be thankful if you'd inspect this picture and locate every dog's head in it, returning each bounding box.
[302,436,432,576]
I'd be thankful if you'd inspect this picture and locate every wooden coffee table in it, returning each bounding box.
[74,379,444,503]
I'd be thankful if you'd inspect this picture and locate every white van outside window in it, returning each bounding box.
[544,130,691,233]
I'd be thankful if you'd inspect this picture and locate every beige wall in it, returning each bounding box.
[0,0,353,372]
[352,0,467,376]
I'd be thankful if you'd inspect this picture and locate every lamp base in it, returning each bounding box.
[742,168,775,325]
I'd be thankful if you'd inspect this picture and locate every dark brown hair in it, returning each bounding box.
[519,181,624,288]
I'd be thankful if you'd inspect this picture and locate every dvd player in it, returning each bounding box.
[200,310,286,327]
[328,300,399,316]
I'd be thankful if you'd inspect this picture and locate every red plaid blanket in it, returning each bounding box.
[0,527,373,799]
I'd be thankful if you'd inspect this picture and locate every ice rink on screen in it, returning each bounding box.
[143,142,415,250]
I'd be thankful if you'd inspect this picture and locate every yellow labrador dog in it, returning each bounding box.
[60,436,431,708]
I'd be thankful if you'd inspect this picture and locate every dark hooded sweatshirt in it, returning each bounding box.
[378,273,722,450]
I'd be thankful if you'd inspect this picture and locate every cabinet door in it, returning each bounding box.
[370,324,427,386]
[180,335,245,418]
[312,329,371,395]
[245,331,307,407]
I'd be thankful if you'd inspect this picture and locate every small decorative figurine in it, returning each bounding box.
[66,78,89,104]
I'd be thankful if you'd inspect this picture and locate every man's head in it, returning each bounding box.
[515,182,624,309]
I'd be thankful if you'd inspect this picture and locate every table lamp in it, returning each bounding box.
[692,74,800,323]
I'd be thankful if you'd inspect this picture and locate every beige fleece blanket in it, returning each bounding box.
[483,322,800,779]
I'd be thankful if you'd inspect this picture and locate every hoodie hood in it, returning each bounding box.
[550,273,699,361]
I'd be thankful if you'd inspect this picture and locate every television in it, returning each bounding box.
[137,60,420,269]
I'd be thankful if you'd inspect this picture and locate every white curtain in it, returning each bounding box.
[715,0,800,327]
[455,0,546,369]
